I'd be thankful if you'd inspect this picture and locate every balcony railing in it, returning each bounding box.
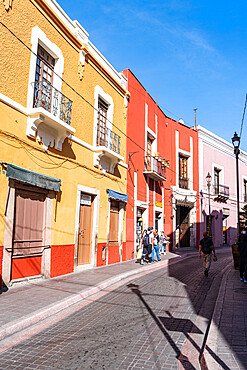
[143,155,166,181]
[96,124,120,154]
[214,184,229,199]
[179,177,189,189]
[32,81,72,125]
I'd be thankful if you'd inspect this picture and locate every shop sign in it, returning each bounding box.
[155,201,163,208]
[80,194,91,206]
[223,208,230,216]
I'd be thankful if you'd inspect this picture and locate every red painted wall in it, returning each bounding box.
[122,241,133,261]
[50,244,75,278]
[123,69,199,253]
[123,69,173,256]
[96,242,107,267]
[108,245,120,264]
[0,246,3,285]
[97,242,128,266]
[11,256,42,280]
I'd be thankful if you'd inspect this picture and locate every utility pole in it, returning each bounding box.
[194,108,198,129]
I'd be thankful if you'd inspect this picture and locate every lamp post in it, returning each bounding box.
[232,132,241,242]
[206,172,212,237]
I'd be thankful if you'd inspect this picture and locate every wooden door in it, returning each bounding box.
[178,206,190,248]
[109,200,119,246]
[13,188,46,256]
[78,195,93,265]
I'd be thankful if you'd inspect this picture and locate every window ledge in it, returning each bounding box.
[93,147,123,173]
[27,107,76,151]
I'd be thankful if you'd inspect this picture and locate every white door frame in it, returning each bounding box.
[74,185,100,270]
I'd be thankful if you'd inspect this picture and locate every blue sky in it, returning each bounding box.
[59,0,247,151]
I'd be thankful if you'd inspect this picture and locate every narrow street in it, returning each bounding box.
[0,251,233,369]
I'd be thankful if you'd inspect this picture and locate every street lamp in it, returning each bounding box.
[232,131,241,242]
[206,172,212,237]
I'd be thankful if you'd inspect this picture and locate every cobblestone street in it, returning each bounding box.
[0,251,234,369]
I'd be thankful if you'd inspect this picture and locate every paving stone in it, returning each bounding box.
[0,249,241,369]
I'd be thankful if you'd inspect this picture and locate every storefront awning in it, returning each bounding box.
[5,163,61,192]
[107,189,128,203]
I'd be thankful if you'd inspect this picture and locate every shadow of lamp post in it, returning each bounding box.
[232,131,240,269]
[206,172,212,237]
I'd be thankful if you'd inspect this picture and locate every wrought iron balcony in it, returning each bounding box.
[143,155,166,181]
[214,184,229,200]
[32,81,72,125]
[179,177,189,189]
[96,124,120,154]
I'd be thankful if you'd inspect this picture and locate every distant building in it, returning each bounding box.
[198,126,247,246]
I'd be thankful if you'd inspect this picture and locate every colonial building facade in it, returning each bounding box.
[122,69,200,255]
[0,0,129,285]
[198,126,247,247]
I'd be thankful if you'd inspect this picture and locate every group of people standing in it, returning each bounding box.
[138,227,170,265]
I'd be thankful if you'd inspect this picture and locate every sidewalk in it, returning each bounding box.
[0,250,192,347]
[203,264,247,369]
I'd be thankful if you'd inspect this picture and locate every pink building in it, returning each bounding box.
[198,126,247,247]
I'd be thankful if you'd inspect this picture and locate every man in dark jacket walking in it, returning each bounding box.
[238,229,247,282]
[199,232,216,277]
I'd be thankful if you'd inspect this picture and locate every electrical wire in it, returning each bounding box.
[1,21,246,199]
[240,93,247,141]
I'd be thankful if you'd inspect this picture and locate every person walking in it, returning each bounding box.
[160,231,169,255]
[199,232,216,277]
[140,230,147,265]
[238,229,247,282]
[152,229,161,262]
[140,228,153,264]
[147,227,154,264]
[159,231,165,254]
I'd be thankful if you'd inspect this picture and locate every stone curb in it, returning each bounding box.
[200,265,232,369]
[0,253,195,343]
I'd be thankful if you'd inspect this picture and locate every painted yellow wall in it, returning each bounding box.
[0,0,127,249]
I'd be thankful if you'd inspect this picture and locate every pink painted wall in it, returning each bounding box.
[201,141,247,247]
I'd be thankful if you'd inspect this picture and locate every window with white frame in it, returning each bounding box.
[214,168,221,195]
[26,27,76,151]
[179,154,189,189]
[94,86,121,154]
[33,45,55,112]
[97,97,109,147]
[146,135,153,171]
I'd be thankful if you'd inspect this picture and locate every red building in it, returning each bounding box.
[123,69,200,258]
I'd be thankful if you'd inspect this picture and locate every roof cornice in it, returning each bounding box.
[197,125,247,164]
[34,0,127,92]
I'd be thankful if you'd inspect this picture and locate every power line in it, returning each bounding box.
[240,93,247,141]
[0,21,244,196]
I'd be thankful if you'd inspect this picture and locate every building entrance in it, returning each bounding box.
[176,205,191,248]
[78,193,93,265]
[136,208,143,251]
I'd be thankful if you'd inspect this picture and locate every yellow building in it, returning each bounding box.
[0,0,129,286]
